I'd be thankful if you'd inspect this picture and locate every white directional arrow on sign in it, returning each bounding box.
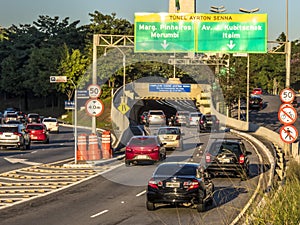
[161,40,169,49]
[227,40,236,49]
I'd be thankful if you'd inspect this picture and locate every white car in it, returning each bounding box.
[42,117,59,133]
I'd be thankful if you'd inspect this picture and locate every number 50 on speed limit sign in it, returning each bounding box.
[88,84,101,98]
[280,88,295,103]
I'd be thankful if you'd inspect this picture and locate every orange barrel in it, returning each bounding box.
[101,130,112,159]
[77,134,88,161]
[88,133,101,160]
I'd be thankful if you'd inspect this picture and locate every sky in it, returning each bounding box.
[0,0,298,41]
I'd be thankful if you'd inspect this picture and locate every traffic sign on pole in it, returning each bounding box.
[49,76,67,83]
[85,99,104,117]
[279,125,298,144]
[134,13,267,53]
[279,88,295,103]
[88,84,101,98]
[278,104,298,125]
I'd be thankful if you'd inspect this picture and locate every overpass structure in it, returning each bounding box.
[111,78,212,146]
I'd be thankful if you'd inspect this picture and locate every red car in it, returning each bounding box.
[26,123,49,144]
[251,88,263,95]
[125,136,166,166]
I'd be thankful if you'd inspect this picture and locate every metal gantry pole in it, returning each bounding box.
[246,54,250,123]
[92,35,98,134]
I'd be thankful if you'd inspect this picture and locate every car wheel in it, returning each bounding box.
[125,160,131,167]
[26,143,31,150]
[196,203,205,212]
[44,138,49,144]
[241,169,249,181]
[146,201,155,211]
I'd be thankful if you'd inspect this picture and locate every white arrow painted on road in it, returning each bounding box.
[4,157,42,166]
[161,40,169,49]
[227,40,236,49]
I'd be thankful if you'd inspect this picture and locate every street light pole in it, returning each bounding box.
[239,7,260,124]
[104,46,126,102]
[285,0,291,88]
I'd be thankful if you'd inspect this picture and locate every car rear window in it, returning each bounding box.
[43,118,57,122]
[0,127,18,133]
[190,113,201,117]
[158,128,179,135]
[27,125,44,130]
[155,164,196,176]
[149,111,164,115]
[129,137,156,146]
[210,142,241,155]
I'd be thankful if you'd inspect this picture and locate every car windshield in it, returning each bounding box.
[129,137,156,146]
[158,128,179,135]
[0,127,18,133]
[155,164,197,176]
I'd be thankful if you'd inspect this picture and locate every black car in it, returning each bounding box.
[249,95,263,110]
[146,162,214,212]
[204,138,252,180]
[197,114,208,132]
[205,114,220,132]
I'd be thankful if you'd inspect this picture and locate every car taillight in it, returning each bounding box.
[216,120,220,124]
[125,147,133,152]
[239,154,245,164]
[13,132,22,136]
[0,132,3,135]
[206,153,211,163]
[199,120,204,124]
[184,179,199,190]
[148,178,162,189]
[152,146,159,152]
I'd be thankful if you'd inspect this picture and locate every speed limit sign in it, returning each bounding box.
[88,84,101,98]
[280,88,295,103]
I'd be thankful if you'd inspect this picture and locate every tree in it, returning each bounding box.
[57,46,89,101]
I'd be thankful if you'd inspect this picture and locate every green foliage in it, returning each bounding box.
[248,161,300,225]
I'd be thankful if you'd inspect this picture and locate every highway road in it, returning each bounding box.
[0,95,284,225]
[0,126,271,225]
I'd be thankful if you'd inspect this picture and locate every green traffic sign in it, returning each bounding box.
[134,21,195,52]
[134,13,268,53]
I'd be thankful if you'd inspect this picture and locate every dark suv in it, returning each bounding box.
[146,162,214,212]
[205,114,220,132]
[26,113,41,124]
[204,138,252,180]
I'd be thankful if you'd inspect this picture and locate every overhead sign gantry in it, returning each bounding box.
[134,13,268,53]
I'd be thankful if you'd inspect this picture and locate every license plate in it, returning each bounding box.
[136,155,148,159]
[166,182,180,188]
[219,158,231,163]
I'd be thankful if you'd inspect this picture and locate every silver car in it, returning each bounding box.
[157,126,184,150]
[188,112,203,127]
[146,110,166,126]
[0,124,31,150]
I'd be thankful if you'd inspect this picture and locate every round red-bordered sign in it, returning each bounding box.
[279,125,298,144]
[279,88,295,103]
[278,104,298,125]
[85,99,104,117]
[87,84,102,98]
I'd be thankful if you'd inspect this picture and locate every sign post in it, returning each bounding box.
[278,88,298,156]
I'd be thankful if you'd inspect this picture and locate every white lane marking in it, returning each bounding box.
[136,190,146,197]
[90,209,109,218]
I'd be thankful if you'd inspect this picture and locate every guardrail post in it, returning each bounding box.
[274,145,286,181]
